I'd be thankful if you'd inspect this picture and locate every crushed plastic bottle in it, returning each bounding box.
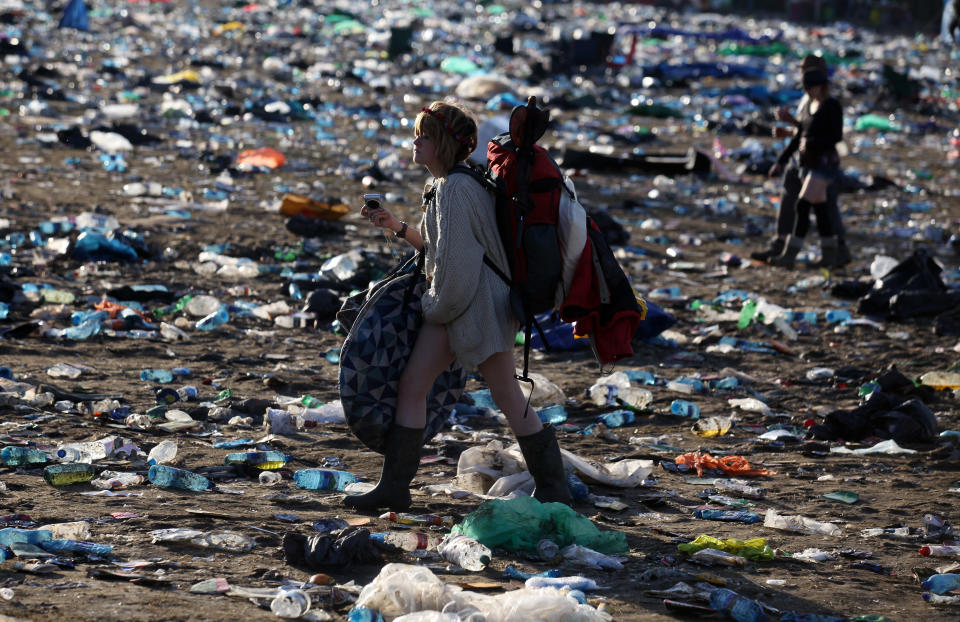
[293,469,358,492]
[438,533,492,571]
[764,509,841,537]
[147,465,211,491]
[271,589,311,618]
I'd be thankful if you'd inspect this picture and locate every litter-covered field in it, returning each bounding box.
[0,1,958,621]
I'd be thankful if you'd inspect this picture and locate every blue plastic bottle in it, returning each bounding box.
[62,318,101,340]
[348,608,385,622]
[0,446,48,466]
[0,528,53,547]
[147,465,211,491]
[40,539,113,555]
[566,473,590,500]
[293,469,358,491]
[670,399,701,419]
[141,369,175,383]
[71,310,109,326]
[825,309,851,324]
[597,410,636,429]
[196,306,230,331]
[625,370,656,385]
[536,405,568,425]
[709,588,769,622]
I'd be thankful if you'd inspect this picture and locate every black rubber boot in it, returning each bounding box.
[343,424,423,512]
[517,425,573,505]
[769,235,803,268]
[749,237,785,262]
[835,241,852,268]
[817,236,839,269]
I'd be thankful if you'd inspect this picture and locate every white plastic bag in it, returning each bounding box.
[355,564,462,618]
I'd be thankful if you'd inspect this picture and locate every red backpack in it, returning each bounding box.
[453,97,646,383]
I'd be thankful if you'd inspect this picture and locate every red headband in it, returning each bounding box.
[421,107,475,149]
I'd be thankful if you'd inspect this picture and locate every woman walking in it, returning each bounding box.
[346,100,571,512]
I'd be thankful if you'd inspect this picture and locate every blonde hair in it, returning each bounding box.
[414,101,478,175]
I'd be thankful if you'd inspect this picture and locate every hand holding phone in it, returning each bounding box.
[360,193,396,230]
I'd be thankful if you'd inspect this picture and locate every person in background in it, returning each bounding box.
[767,67,845,269]
[346,100,572,512]
[943,0,960,46]
[752,54,851,269]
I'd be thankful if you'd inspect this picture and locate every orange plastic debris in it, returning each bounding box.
[279,194,348,220]
[675,451,775,478]
[236,147,286,169]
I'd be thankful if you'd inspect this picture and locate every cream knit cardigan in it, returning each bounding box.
[420,172,517,370]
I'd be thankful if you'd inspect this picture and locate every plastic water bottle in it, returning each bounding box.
[714,479,767,499]
[438,533,491,571]
[259,471,283,485]
[61,318,101,340]
[270,589,311,618]
[370,531,442,552]
[91,471,144,490]
[670,399,700,419]
[566,473,590,500]
[617,386,653,410]
[40,539,113,555]
[922,592,960,605]
[147,465,211,491]
[0,446,48,466]
[919,545,960,557]
[625,370,656,385]
[224,451,290,470]
[825,309,851,324]
[921,573,960,594]
[666,377,703,394]
[196,306,230,331]
[348,608,385,622]
[597,409,636,428]
[141,369,174,383]
[147,440,178,466]
[536,404,568,424]
[56,447,94,464]
[0,528,53,547]
[43,464,96,486]
[537,538,561,562]
[785,311,817,324]
[57,440,110,461]
[293,469,358,491]
[177,386,199,401]
[709,588,769,622]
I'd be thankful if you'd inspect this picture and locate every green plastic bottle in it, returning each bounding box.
[737,300,758,330]
[43,464,96,486]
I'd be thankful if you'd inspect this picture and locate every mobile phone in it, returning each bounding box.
[363,193,382,210]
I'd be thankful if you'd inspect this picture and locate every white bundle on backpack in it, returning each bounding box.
[555,176,588,308]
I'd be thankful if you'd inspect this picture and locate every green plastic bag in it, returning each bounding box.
[451,496,628,555]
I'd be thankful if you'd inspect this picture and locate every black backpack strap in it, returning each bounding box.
[402,251,425,309]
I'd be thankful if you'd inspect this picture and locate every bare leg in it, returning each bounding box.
[395,322,456,428]
[343,322,454,513]
[478,350,543,437]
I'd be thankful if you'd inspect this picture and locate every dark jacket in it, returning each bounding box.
[777,96,843,170]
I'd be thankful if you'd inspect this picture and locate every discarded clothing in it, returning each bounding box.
[282,527,380,570]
